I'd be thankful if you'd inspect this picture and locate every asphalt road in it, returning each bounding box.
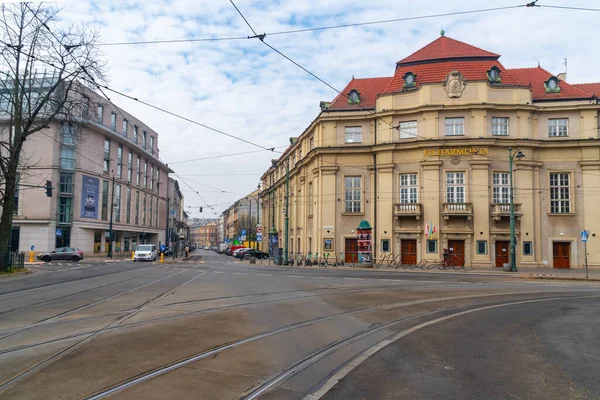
[0,251,598,399]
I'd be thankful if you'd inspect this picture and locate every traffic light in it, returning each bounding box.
[199,206,203,212]
[45,180,52,197]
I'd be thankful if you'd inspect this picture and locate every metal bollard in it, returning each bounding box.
[160,252,164,263]
[29,251,34,263]
[131,251,135,260]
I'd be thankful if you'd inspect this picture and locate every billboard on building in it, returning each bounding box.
[80,175,99,219]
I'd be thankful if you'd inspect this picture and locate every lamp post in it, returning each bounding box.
[509,146,525,272]
[108,175,115,259]
[283,159,290,265]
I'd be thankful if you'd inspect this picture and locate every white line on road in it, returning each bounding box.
[344,278,363,281]
[234,273,247,275]
[286,275,302,278]
[314,277,332,279]
[212,271,224,274]
[258,274,272,277]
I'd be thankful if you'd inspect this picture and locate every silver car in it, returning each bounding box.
[37,247,84,262]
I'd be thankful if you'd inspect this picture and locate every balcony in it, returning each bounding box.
[491,203,522,221]
[394,203,422,219]
[442,202,473,219]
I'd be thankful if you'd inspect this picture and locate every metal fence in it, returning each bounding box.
[0,251,25,272]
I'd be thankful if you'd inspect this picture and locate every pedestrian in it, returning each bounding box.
[443,248,449,267]
[185,245,190,257]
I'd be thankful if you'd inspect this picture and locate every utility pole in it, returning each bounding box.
[284,159,290,265]
[256,185,260,251]
[509,146,525,272]
[248,197,252,249]
[165,174,170,251]
[108,175,115,258]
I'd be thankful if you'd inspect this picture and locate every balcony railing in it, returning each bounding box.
[394,203,422,219]
[491,203,522,221]
[442,202,473,219]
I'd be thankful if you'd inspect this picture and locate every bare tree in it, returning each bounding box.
[0,2,104,252]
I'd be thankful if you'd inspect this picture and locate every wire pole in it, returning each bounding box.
[108,175,115,259]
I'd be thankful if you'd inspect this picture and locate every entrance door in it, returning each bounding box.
[553,242,570,269]
[448,240,465,267]
[401,239,417,265]
[345,238,358,263]
[495,241,510,268]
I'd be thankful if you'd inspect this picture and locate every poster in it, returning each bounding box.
[357,228,372,263]
[80,175,99,219]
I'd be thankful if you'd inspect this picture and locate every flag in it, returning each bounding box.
[429,221,434,239]
[425,223,429,236]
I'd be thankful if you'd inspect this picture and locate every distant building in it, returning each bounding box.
[221,189,261,245]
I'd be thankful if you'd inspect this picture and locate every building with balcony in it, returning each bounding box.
[221,189,261,245]
[5,83,172,254]
[260,34,600,269]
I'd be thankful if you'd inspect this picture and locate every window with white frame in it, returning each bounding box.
[122,119,128,136]
[399,174,418,203]
[445,117,464,136]
[493,172,510,203]
[308,182,314,216]
[399,121,417,139]
[548,118,568,137]
[446,172,465,203]
[345,126,362,143]
[550,173,571,213]
[110,112,117,131]
[492,117,509,136]
[344,176,362,213]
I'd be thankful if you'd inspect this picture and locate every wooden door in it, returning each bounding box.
[401,239,417,265]
[495,241,510,268]
[553,242,570,269]
[345,238,358,263]
[448,240,465,267]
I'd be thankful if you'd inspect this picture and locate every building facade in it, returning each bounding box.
[222,189,261,245]
[191,221,219,247]
[9,88,171,254]
[260,35,600,269]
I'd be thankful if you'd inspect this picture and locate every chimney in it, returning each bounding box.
[557,73,567,82]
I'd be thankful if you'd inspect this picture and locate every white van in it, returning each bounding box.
[134,244,157,262]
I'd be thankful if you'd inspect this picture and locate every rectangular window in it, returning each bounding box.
[127,151,133,183]
[550,173,570,213]
[399,121,417,139]
[110,112,117,131]
[122,119,128,136]
[292,155,296,167]
[523,241,533,256]
[126,187,131,223]
[399,173,418,203]
[155,198,159,227]
[427,240,437,253]
[476,240,488,255]
[142,194,147,225]
[548,118,568,137]
[150,165,154,190]
[309,136,314,150]
[149,196,153,226]
[114,184,121,222]
[445,117,464,136]
[446,172,465,203]
[58,197,72,224]
[101,180,109,220]
[103,138,110,173]
[345,126,362,143]
[492,172,510,203]
[150,136,155,154]
[381,239,390,252]
[156,169,160,191]
[97,105,104,123]
[135,191,139,224]
[133,125,138,143]
[492,117,509,136]
[59,173,73,194]
[143,131,147,149]
[117,145,123,179]
[62,123,75,145]
[144,160,148,189]
[136,156,141,186]
[60,148,76,170]
[344,176,362,213]
[308,182,313,216]
[13,173,19,215]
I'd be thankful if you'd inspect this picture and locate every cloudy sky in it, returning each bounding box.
[52,0,599,217]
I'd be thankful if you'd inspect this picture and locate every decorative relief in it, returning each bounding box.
[443,70,466,98]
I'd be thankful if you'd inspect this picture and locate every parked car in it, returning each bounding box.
[134,244,157,262]
[232,247,252,258]
[243,249,269,260]
[229,245,245,256]
[37,247,84,262]
[164,247,174,256]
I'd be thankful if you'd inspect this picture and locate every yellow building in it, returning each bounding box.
[260,35,600,269]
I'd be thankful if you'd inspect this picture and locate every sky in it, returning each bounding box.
[50,0,600,217]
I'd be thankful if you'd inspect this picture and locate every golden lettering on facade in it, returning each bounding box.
[423,148,489,157]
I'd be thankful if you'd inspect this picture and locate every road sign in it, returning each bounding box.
[256,233,263,242]
[31,245,34,251]
[256,225,262,234]
[241,229,247,241]
[581,230,589,242]
[55,229,63,237]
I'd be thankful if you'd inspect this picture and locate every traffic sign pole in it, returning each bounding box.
[581,230,589,280]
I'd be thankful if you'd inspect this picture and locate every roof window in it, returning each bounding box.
[544,76,560,93]
[403,72,416,88]
[487,66,501,83]
[348,89,360,105]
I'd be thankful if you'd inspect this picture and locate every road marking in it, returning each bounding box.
[314,277,332,279]
[234,273,247,275]
[344,278,363,281]
[258,274,272,277]
[213,271,224,274]
[286,275,302,278]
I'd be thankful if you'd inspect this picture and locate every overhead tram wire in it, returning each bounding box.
[169,147,288,165]
[172,172,213,212]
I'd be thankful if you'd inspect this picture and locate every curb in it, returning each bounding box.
[520,274,600,282]
[0,268,32,278]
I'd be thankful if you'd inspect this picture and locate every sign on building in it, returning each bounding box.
[80,175,99,219]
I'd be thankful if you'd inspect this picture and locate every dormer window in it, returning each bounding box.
[403,72,416,88]
[544,76,561,93]
[487,66,501,83]
[348,89,360,105]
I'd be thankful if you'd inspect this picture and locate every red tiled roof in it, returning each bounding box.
[328,77,392,110]
[398,36,499,65]
[384,60,520,94]
[571,83,600,97]
[506,67,594,100]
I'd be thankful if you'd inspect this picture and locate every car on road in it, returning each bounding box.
[37,247,84,262]
[243,249,269,260]
[134,244,157,262]
[232,248,252,258]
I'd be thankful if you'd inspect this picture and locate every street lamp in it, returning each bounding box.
[509,146,525,272]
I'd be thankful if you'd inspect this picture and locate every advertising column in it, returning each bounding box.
[357,220,372,265]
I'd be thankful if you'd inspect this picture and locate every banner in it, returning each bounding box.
[80,175,99,219]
